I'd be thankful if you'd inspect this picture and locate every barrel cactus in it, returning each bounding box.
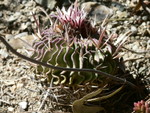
[31,0,130,112]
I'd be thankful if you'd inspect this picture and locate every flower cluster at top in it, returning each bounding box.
[42,0,98,39]
[55,1,87,29]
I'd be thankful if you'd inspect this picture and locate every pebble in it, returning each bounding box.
[9,12,21,22]
[7,107,14,112]
[131,42,139,50]
[107,24,112,29]
[139,67,146,73]
[5,34,14,40]
[81,2,113,22]
[124,21,128,24]
[20,23,28,30]
[142,16,148,21]
[141,22,146,26]
[135,36,140,40]
[111,2,125,11]
[22,0,28,4]
[130,36,135,40]
[140,41,147,47]
[9,34,36,49]
[116,11,128,18]
[130,25,138,35]
[0,49,9,58]
[19,101,28,110]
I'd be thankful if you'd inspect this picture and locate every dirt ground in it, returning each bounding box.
[0,0,149,113]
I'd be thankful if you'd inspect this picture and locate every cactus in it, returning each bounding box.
[32,1,127,87]
[30,1,133,112]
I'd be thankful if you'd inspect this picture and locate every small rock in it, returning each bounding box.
[130,25,138,35]
[107,24,112,29]
[140,41,147,47]
[20,23,28,30]
[8,107,14,112]
[5,34,14,40]
[111,2,125,11]
[8,34,36,49]
[141,22,146,26]
[19,101,28,110]
[131,42,139,50]
[7,12,21,22]
[81,2,113,22]
[0,49,9,58]
[139,67,146,73]
[142,16,148,21]
[21,0,28,4]
[124,21,129,24]
[116,11,128,18]
[135,36,140,40]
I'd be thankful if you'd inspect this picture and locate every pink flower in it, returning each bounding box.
[50,0,96,39]
[54,1,87,29]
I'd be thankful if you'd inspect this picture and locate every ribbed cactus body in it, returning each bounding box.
[32,36,122,86]
[31,1,126,88]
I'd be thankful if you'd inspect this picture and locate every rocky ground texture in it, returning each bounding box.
[0,0,149,113]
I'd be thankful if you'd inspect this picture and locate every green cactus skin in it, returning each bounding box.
[32,36,123,87]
